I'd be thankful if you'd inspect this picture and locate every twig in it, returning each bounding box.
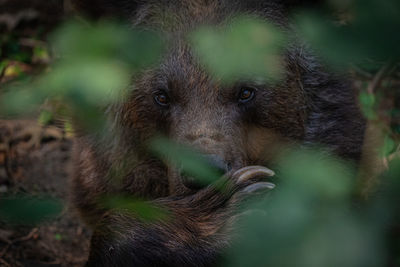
[18,38,47,48]
[366,63,393,95]
[0,244,10,258]
[12,228,38,243]
[0,230,12,245]
[0,258,10,267]
[0,228,39,259]
[387,144,400,163]
[351,65,373,79]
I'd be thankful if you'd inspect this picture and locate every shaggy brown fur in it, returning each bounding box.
[70,0,366,266]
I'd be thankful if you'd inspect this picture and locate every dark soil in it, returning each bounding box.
[0,120,90,267]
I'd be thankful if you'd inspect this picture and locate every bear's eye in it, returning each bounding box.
[238,87,255,103]
[154,91,170,106]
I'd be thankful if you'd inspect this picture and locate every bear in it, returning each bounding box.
[69,0,366,266]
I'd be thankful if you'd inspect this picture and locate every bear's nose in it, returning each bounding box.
[182,154,231,190]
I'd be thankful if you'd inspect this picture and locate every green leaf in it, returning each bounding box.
[38,110,54,125]
[295,0,400,66]
[380,135,395,158]
[149,137,223,186]
[0,195,63,225]
[359,92,377,120]
[54,233,63,241]
[278,148,354,199]
[191,16,286,83]
[51,21,164,69]
[224,148,378,267]
[0,60,9,74]
[102,195,169,222]
[33,45,50,62]
[1,86,46,116]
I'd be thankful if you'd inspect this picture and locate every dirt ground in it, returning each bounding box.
[0,1,91,266]
[0,120,90,267]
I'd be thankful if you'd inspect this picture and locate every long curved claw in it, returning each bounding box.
[242,182,275,193]
[233,165,275,184]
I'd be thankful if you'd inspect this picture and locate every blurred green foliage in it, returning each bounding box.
[359,91,377,120]
[1,35,30,63]
[224,149,388,267]
[191,16,286,84]
[296,0,400,68]
[102,195,170,222]
[0,21,164,225]
[150,137,223,186]
[37,109,54,125]
[0,195,63,225]
[54,233,63,241]
[1,21,164,131]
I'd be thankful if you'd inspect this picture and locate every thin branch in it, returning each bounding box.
[366,63,393,95]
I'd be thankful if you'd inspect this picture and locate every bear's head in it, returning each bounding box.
[71,0,320,195]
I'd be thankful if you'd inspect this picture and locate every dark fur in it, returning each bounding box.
[70,0,366,266]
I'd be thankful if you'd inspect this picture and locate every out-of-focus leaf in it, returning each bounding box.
[0,60,9,74]
[102,195,169,222]
[38,110,53,125]
[54,233,63,241]
[296,0,400,67]
[52,21,164,70]
[359,92,375,106]
[68,99,107,132]
[279,149,354,199]
[191,16,286,83]
[359,92,377,120]
[33,45,50,63]
[1,86,46,115]
[1,20,165,134]
[381,135,395,158]
[64,120,74,137]
[149,137,223,186]
[41,60,131,104]
[224,148,383,267]
[0,195,63,225]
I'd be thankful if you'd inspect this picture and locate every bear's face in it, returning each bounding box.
[120,39,307,194]
[70,0,312,195]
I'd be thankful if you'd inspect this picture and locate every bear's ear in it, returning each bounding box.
[68,0,142,20]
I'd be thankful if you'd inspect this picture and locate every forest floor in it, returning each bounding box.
[0,120,90,266]
[0,120,90,267]
[0,1,90,266]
